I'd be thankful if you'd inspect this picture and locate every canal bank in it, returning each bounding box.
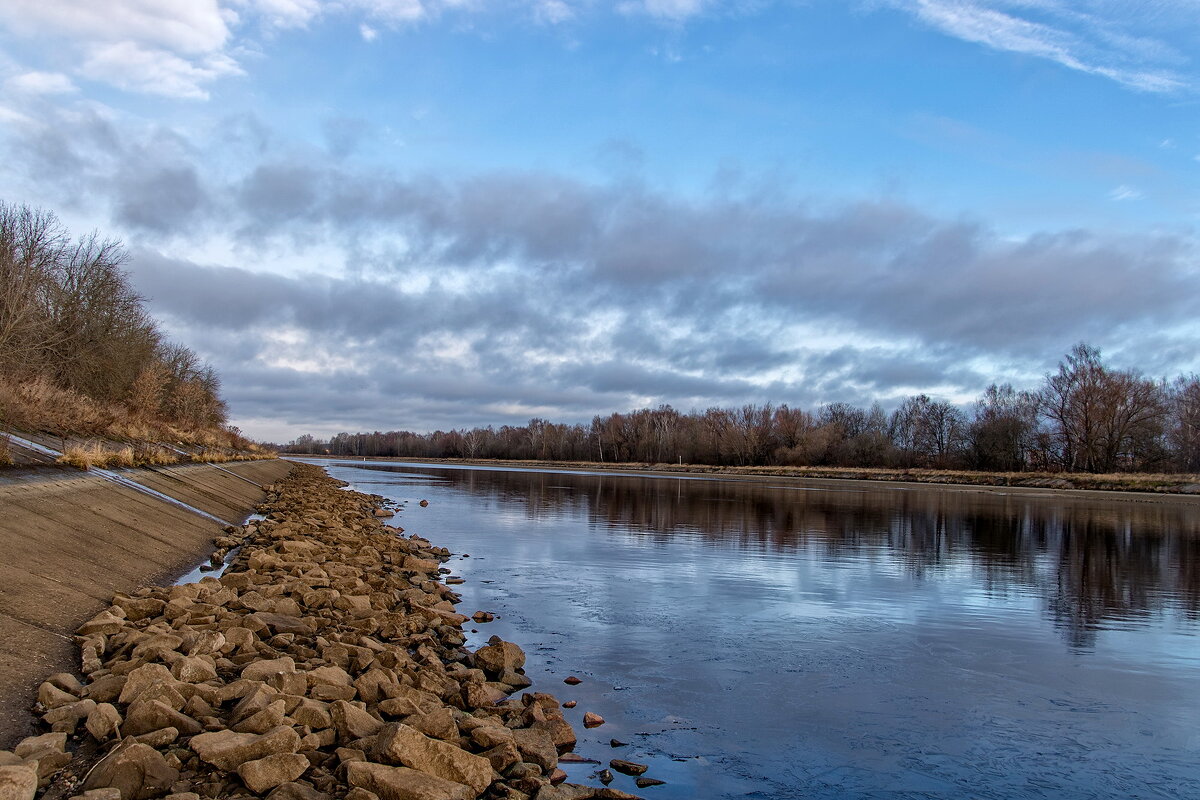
[0,458,293,746]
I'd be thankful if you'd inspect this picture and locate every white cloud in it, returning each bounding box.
[0,0,232,55]
[360,23,379,40]
[533,0,575,24]
[81,41,243,99]
[619,0,711,21]
[1108,184,1142,201]
[892,0,1188,93]
[5,71,78,95]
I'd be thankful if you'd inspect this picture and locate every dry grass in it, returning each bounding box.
[0,375,271,466]
[0,436,12,467]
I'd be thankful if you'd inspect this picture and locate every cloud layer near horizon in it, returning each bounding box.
[4,101,1194,440]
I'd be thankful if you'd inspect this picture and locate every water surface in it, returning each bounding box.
[303,460,1200,799]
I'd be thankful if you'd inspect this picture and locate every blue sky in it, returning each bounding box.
[1,1,1198,440]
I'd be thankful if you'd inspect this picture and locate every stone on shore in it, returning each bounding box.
[81,743,178,800]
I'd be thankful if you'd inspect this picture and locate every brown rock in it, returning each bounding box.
[121,699,202,737]
[471,611,494,623]
[190,726,301,771]
[512,728,559,773]
[171,656,218,683]
[330,701,383,742]
[14,732,66,759]
[86,703,123,741]
[0,765,37,800]
[562,676,581,686]
[405,707,458,741]
[344,762,472,800]
[82,742,179,800]
[480,741,521,773]
[582,712,605,728]
[561,701,576,709]
[237,753,310,793]
[609,760,648,776]
[474,641,525,675]
[241,656,297,682]
[266,782,333,800]
[418,500,429,507]
[635,777,665,788]
[372,723,493,795]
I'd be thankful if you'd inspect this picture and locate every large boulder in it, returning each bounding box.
[344,762,473,800]
[473,640,525,675]
[190,726,301,771]
[0,765,38,800]
[237,754,310,794]
[373,724,493,795]
[81,742,179,800]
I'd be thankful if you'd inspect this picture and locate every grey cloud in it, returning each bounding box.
[6,103,1200,439]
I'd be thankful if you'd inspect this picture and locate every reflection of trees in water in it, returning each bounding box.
[370,466,1200,645]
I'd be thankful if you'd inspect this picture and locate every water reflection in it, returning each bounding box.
[360,464,1200,647]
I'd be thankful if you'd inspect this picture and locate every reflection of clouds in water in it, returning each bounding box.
[354,462,1200,647]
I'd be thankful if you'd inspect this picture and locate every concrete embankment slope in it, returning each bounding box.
[0,459,293,746]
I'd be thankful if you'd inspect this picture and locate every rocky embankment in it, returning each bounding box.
[0,464,638,800]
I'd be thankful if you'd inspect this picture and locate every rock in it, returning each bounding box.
[471,611,493,623]
[171,656,218,683]
[237,754,311,793]
[14,732,66,759]
[562,676,581,686]
[190,726,302,771]
[117,664,175,705]
[0,765,37,800]
[561,701,576,709]
[635,777,665,788]
[582,713,604,728]
[82,742,179,800]
[121,699,202,737]
[511,728,558,772]
[344,762,472,800]
[38,681,79,709]
[266,782,332,800]
[241,657,296,682]
[405,707,457,741]
[373,723,492,795]
[418,500,429,507]
[609,740,627,748]
[266,783,333,800]
[78,789,123,800]
[480,742,521,772]
[329,701,383,741]
[474,641,525,675]
[609,760,648,776]
[597,769,613,785]
[557,753,598,764]
[86,703,123,741]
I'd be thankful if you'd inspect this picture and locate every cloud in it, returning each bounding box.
[5,71,78,95]
[1107,184,1142,201]
[4,94,1197,439]
[891,0,1190,92]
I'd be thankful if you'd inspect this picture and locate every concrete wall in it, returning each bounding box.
[0,459,293,745]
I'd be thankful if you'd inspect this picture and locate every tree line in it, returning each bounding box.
[0,202,228,435]
[283,343,1200,474]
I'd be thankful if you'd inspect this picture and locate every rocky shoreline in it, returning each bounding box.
[0,463,640,800]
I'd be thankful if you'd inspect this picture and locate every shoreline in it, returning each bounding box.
[0,459,293,748]
[291,455,1200,504]
[4,463,638,800]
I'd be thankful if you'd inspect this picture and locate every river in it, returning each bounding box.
[299,459,1200,799]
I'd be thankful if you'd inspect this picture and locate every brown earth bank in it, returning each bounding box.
[0,463,641,800]
[292,455,1200,501]
[0,460,294,749]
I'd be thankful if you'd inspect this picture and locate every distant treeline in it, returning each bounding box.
[0,202,236,444]
[284,344,1200,474]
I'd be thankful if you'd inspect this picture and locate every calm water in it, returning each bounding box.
[301,460,1200,799]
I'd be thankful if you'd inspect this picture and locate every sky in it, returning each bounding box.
[1,0,1198,442]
